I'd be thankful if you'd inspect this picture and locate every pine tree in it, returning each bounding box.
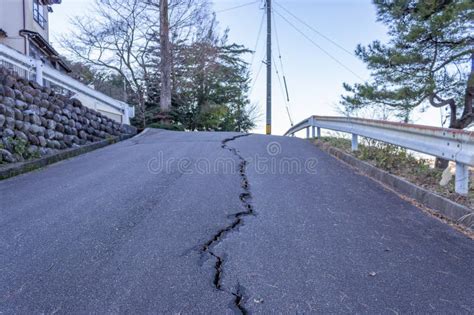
[342,0,473,129]
[171,20,256,131]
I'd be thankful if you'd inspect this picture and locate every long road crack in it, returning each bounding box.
[201,134,254,314]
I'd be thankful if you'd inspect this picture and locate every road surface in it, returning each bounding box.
[1,129,473,313]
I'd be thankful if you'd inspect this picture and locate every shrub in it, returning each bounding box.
[147,122,185,131]
[3,137,40,161]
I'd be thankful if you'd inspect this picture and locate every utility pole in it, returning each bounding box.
[265,0,272,135]
[160,0,172,113]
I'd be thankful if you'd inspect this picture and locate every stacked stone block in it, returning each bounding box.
[0,67,132,163]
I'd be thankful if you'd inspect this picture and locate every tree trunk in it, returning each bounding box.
[430,54,474,168]
[435,157,450,169]
[459,51,474,128]
[160,0,172,113]
[139,97,146,129]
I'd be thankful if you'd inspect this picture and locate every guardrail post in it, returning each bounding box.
[351,134,359,151]
[455,162,469,196]
[309,116,316,139]
[34,59,43,86]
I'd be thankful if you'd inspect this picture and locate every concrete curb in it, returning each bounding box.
[315,142,474,229]
[0,133,135,181]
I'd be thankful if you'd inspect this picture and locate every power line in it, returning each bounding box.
[249,10,266,70]
[248,3,267,97]
[272,8,287,90]
[274,0,355,57]
[273,8,364,81]
[249,53,266,96]
[273,54,294,126]
[271,9,293,126]
[215,0,261,13]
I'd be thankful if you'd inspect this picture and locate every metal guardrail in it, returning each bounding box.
[0,43,134,124]
[285,116,474,196]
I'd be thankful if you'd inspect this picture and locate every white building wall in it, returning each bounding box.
[0,0,49,54]
[73,93,126,124]
[0,0,26,54]
[0,2,135,125]
[24,0,50,41]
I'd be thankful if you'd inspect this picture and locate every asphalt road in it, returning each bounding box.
[0,129,473,314]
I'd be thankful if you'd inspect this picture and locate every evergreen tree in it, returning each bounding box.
[342,0,473,129]
[64,0,258,131]
[169,19,256,131]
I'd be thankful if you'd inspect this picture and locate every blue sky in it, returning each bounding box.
[50,0,441,135]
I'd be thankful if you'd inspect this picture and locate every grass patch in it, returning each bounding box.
[147,123,185,131]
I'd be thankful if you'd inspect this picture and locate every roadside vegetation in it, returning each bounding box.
[0,138,40,164]
[146,122,185,131]
[341,1,473,131]
[62,0,258,132]
[316,136,473,209]
[340,1,473,171]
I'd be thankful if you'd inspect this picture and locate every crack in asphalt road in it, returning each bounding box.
[201,134,254,314]
[3,130,474,313]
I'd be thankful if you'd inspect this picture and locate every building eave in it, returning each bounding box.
[19,29,71,73]
[40,0,62,5]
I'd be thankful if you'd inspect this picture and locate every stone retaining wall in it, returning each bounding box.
[0,66,136,164]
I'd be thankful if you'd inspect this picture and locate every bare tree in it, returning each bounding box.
[61,0,212,127]
[60,0,256,131]
[62,0,156,127]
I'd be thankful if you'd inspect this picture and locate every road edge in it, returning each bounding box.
[0,133,138,181]
[314,141,474,231]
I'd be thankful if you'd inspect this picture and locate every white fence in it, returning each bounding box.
[285,116,474,196]
[0,43,134,124]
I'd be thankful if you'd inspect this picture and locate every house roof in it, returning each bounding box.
[40,0,62,4]
[19,30,71,72]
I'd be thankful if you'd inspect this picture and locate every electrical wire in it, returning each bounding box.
[273,8,364,81]
[273,54,294,126]
[274,0,355,57]
[249,10,266,70]
[249,54,266,96]
[248,3,294,125]
[271,9,294,126]
[215,0,261,13]
[248,2,267,97]
[272,8,286,77]
[272,7,290,101]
